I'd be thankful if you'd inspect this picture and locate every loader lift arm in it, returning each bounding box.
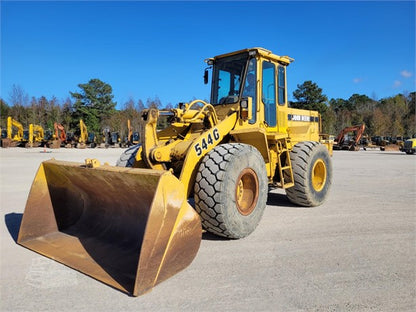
[138,100,238,196]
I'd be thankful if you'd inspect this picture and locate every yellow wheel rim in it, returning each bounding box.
[311,159,327,192]
[235,168,259,216]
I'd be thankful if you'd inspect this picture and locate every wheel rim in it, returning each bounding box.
[311,159,327,192]
[235,168,259,216]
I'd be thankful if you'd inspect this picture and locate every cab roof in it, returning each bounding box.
[206,47,294,65]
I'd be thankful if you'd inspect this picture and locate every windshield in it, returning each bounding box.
[211,52,249,105]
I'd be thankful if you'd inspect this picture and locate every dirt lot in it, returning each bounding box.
[1,147,415,312]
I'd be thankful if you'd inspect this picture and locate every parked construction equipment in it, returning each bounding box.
[3,119,44,148]
[402,138,416,154]
[102,128,120,147]
[371,135,390,147]
[50,122,67,148]
[1,117,24,147]
[65,131,77,148]
[26,124,45,147]
[1,128,7,142]
[77,119,88,149]
[127,119,140,146]
[18,47,333,296]
[333,124,365,151]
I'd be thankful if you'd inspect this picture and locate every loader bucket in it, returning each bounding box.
[17,159,202,296]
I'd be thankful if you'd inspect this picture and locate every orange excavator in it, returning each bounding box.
[333,124,366,151]
[51,122,67,148]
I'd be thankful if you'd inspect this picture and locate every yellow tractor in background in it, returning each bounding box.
[18,47,333,296]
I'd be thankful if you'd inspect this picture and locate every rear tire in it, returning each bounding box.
[116,144,141,167]
[194,143,268,239]
[285,141,332,207]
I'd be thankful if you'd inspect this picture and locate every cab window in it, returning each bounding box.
[278,65,286,105]
[243,58,257,124]
[211,53,247,105]
[262,61,276,127]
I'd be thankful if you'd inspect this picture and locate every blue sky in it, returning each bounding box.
[1,1,415,109]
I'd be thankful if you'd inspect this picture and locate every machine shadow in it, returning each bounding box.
[267,192,300,208]
[202,231,229,241]
[5,213,23,243]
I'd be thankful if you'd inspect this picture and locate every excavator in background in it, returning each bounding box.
[333,124,366,151]
[1,116,24,148]
[66,131,77,148]
[126,119,133,147]
[25,124,45,147]
[18,47,333,297]
[88,132,97,148]
[51,122,67,148]
[77,119,88,149]
[1,128,7,140]
[44,129,54,144]
[101,128,120,148]
[402,138,416,154]
[75,119,96,148]
[126,119,140,147]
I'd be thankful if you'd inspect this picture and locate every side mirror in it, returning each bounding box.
[204,69,209,85]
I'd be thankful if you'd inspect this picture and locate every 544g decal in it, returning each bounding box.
[194,128,220,156]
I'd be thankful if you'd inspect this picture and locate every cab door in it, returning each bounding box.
[261,60,277,130]
[262,60,288,133]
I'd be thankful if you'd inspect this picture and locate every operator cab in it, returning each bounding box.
[23,130,30,141]
[205,48,293,127]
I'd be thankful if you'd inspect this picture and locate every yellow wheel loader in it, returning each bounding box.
[18,47,333,296]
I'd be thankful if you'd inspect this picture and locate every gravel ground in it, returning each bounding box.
[1,147,415,312]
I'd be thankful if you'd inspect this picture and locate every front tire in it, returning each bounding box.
[116,144,141,167]
[286,141,332,207]
[194,143,268,239]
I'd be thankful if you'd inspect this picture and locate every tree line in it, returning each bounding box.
[1,79,415,142]
[0,80,170,142]
[291,81,415,138]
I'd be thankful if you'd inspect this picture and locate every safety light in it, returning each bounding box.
[240,98,251,121]
[241,99,248,109]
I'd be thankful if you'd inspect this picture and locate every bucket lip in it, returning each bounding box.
[42,158,168,176]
